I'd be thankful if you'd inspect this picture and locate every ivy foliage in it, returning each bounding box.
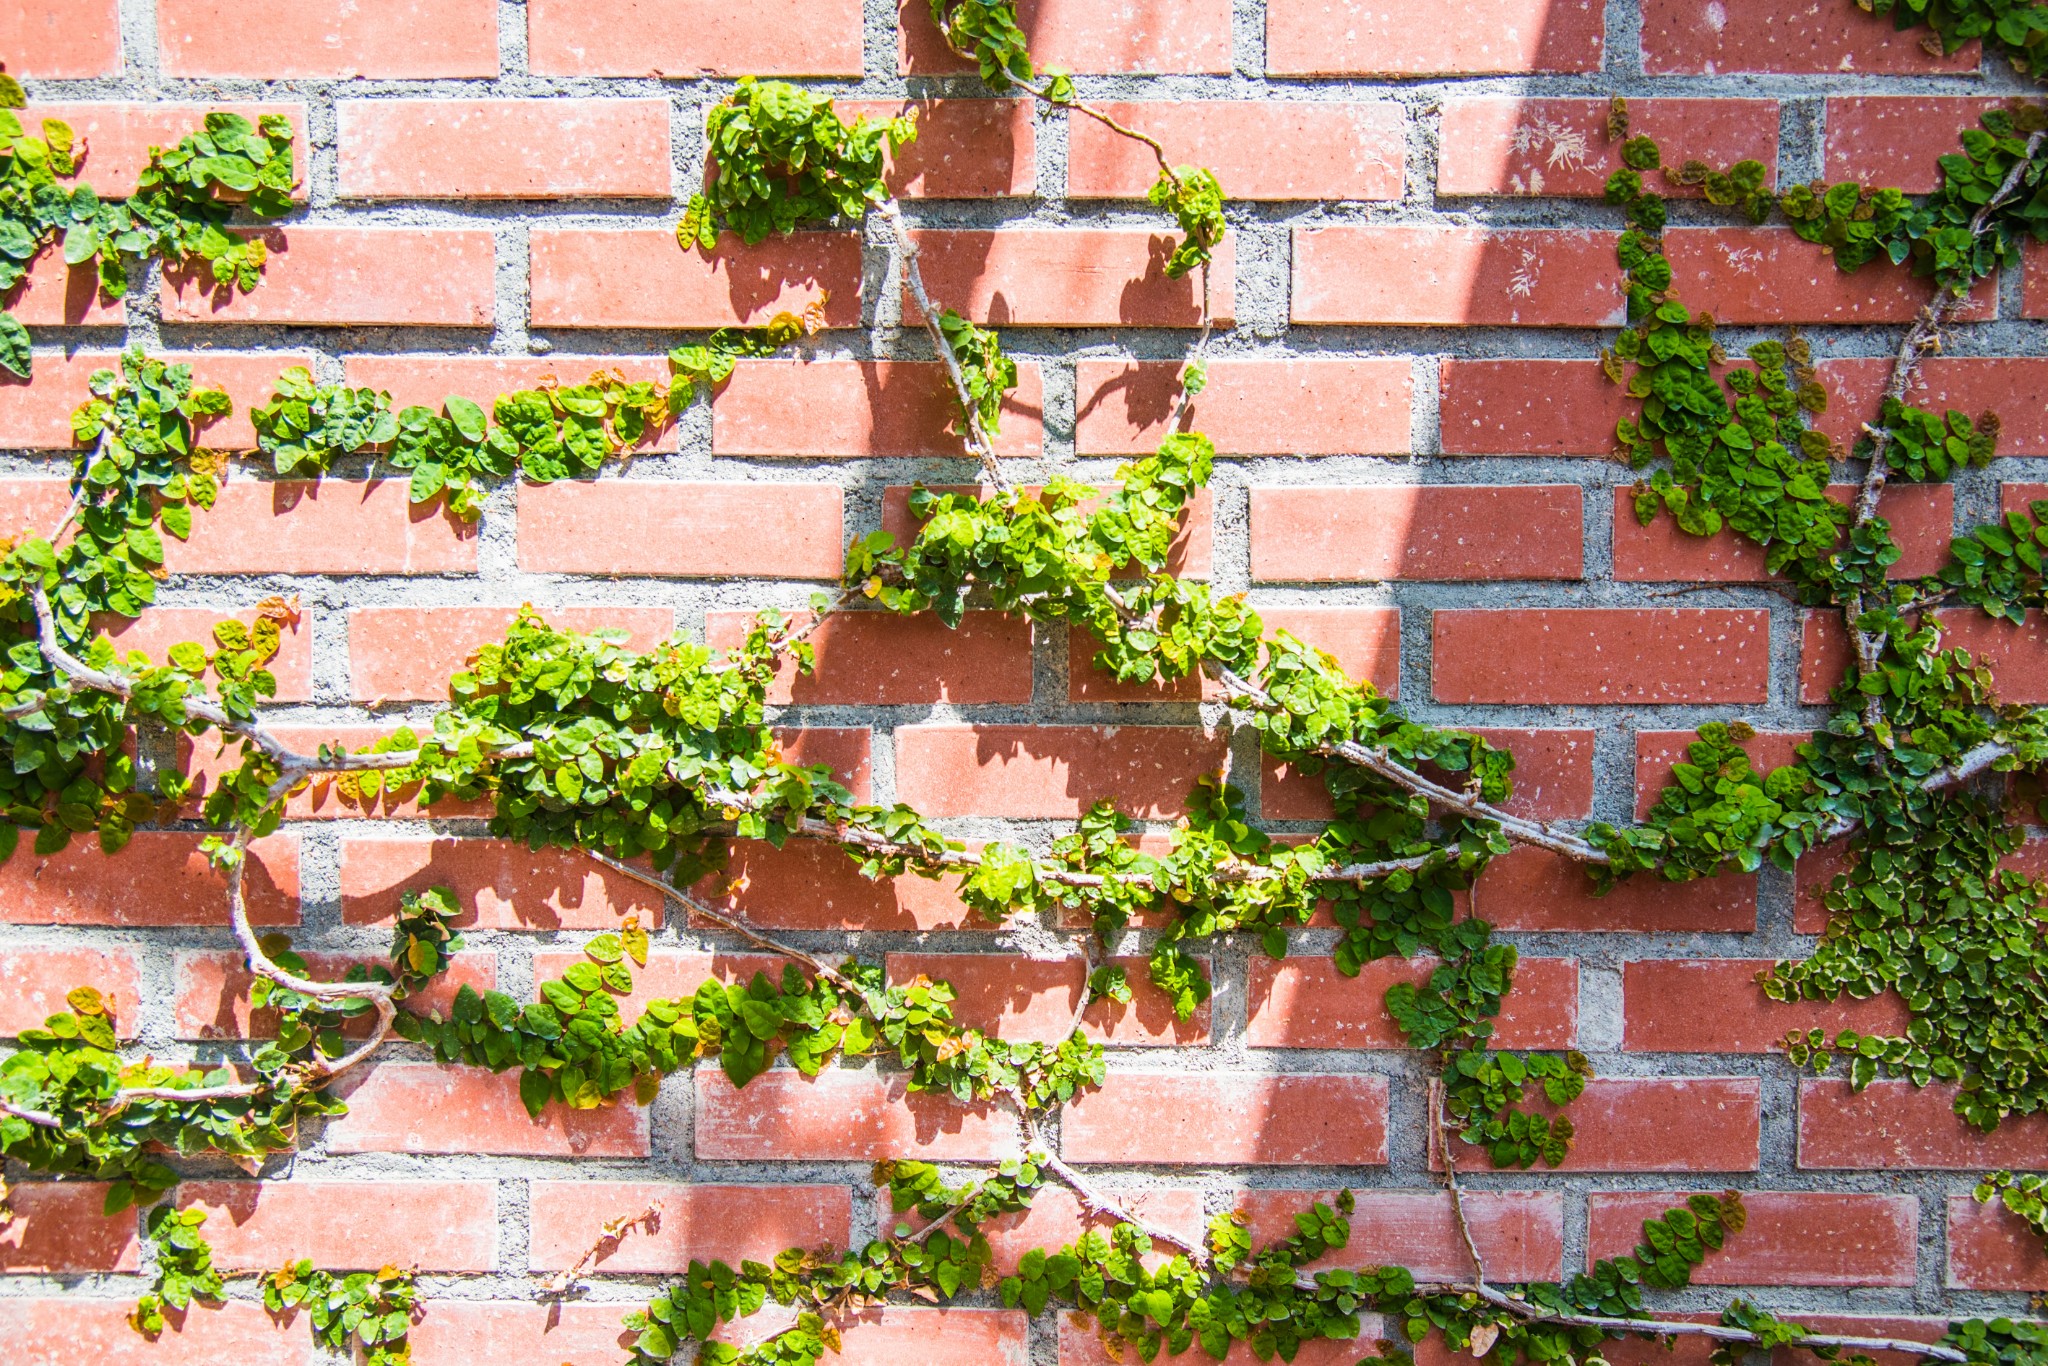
[262,1259,417,1366]
[1864,0,2048,74]
[130,1206,223,1336]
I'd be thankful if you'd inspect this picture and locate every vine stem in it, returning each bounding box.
[1432,1081,1489,1285]
[1014,1105,1213,1268]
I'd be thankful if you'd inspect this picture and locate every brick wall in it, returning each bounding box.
[4,0,2048,1360]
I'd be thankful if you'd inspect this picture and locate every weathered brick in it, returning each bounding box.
[1245,954,1577,1049]
[1075,358,1412,456]
[159,0,497,76]
[714,359,1045,457]
[1612,483,1952,582]
[691,836,981,932]
[176,1181,497,1271]
[338,837,667,930]
[1061,1322,1371,1366]
[1267,0,1603,75]
[529,1181,850,1273]
[1799,1080,2048,1169]
[0,948,140,1038]
[327,1064,650,1157]
[1064,1073,1388,1165]
[161,227,496,326]
[880,484,1214,579]
[1822,97,2012,191]
[1475,846,1757,933]
[31,104,307,198]
[2,1,120,77]
[1643,0,1979,74]
[1439,359,1628,457]
[0,1299,313,1364]
[1265,726,1591,825]
[895,724,1228,818]
[888,951,1210,1046]
[0,831,298,927]
[530,229,860,330]
[908,229,1233,327]
[157,478,476,575]
[1433,609,1770,704]
[1803,609,2048,705]
[0,1184,137,1273]
[840,98,1036,198]
[101,606,314,702]
[349,605,674,702]
[1662,228,1992,325]
[1444,1078,1762,1172]
[1234,1189,1563,1282]
[901,0,1230,75]
[1069,102,1405,201]
[338,99,672,199]
[1623,960,1909,1053]
[516,481,843,578]
[1589,1192,1916,1286]
[1293,227,1624,326]
[704,609,1033,706]
[1818,358,2048,454]
[530,0,862,76]
[1251,484,1583,582]
[1635,728,1809,819]
[696,1068,1020,1161]
[174,948,494,1040]
[1439,98,1778,198]
[1948,1196,2048,1290]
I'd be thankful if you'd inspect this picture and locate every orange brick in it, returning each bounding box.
[1063,1074,1388,1165]
[1663,228,1992,325]
[714,359,1045,457]
[160,0,497,76]
[1612,483,1952,582]
[529,1181,852,1272]
[1246,954,1577,1050]
[158,478,477,575]
[161,227,495,326]
[173,948,495,1040]
[530,229,860,330]
[348,605,675,702]
[887,951,1210,1046]
[840,98,1036,199]
[2,1,120,78]
[1643,0,1978,74]
[0,831,298,927]
[704,609,1033,705]
[1475,846,1757,933]
[2,252,123,326]
[0,1299,311,1364]
[1080,602,1399,706]
[900,0,1230,74]
[1443,1078,1761,1172]
[1061,1320,1370,1366]
[695,1068,1020,1161]
[1439,98,1778,198]
[1949,1196,2048,1290]
[530,0,864,77]
[690,837,981,933]
[1439,358,1631,457]
[1589,1192,1916,1286]
[1622,959,1910,1053]
[1075,358,1412,456]
[516,480,843,578]
[0,1183,138,1273]
[1434,608,1769,704]
[1823,97,2012,192]
[908,229,1232,328]
[957,1186,1205,1274]
[338,99,672,199]
[34,103,307,199]
[1267,0,1603,75]
[1293,227,1625,326]
[327,1063,650,1156]
[830,1308,1030,1366]
[176,1181,497,1271]
[337,836,667,931]
[1251,484,1583,582]
[1232,1189,1563,1282]
[1069,101,1405,201]
[1799,1080,2048,1169]
[405,1300,655,1365]
[0,947,141,1038]
[895,724,1228,819]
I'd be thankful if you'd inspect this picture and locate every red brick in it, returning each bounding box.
[160,0,497,76]
[338,99,671,199]
[908,229,1233,327]
[177,1181,497,1271]
[342,354,676,451]
[0,1299,313,1364]
[2,253,123,326]
[0,948,140,1038]
[691,836,980,932]
[1767,1321,1955,1366]
[1063,1074,1388,1165]
[895,724,1227,819]
[1095,603,1399,710]
[516,480,843,578]
[840,99,1036,199]
[1434,608,1769,705]
[951,1185,1205,1274]
[1823,97,2012,192]
[901,0,1230,75]
[1623,959,1910,1053]
[1949,1195,2048,1290]
[327,1063,650,1156]
[1475,846,1757,933]
[2005,482,2048,517]
[1589,1192,1915,1286]
[33,104,308,199]
[1443,1078,1761,1172]
[1075,358,1412,457]
[1246,954,1577,1049]
[1818,358,2048,454]
[1293,227,1624,326]
[1266,726,1591,825]
[2025,242,2048,318]
[888,951,1210,1046]
[404,1301,645,1366]
[0,1184,138,1273]
[715,359,1045,457]
[1061,1320,1371,1366]
[338,836,667,931]
[1635,728,1809,819]
[1800,1079,2048,1169]
[695,1067,1018,1161]
[706,609,1033,707]
[530,0,862,76]
[773,727,874,800]
[1613,483,1952,582]
[174,948,495,1040]
[0,831,298,927]
[530,229,860,330]
[1267,0,1603,75]
[160,227,494,326]
[880,483,1214,579]
[158,478,477,575]
[101,606,314,702]
[1232,1189,1563,1282]
[1439,98,1778,198]
[1069,101,1404,201]
[1643,0,1979,74]
[1663,228,1992,325]
[1440,358,1631,457]
[530,1181,849,1272]
[1252,484,1583,582]
[2,1,120,77]
[350,604,674,702]
[1803,609,2048,705]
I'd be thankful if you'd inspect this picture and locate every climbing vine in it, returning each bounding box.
[6,2,2048,1365]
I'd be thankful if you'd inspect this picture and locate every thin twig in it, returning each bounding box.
[1432,1083,1489,1285]
[540,1199,664,1295]
[1016,1106,1212,1267]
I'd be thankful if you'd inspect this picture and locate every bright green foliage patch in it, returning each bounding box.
[263,1260,417,1366]
[130,1206,224,1336]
